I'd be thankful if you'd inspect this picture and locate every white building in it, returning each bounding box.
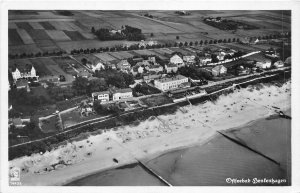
[117,60,131,71]
[154,75,189,91]
[92,91,110,102]
[212,65,227,76]
[199,57,212,65]
[147,65,163,73]
[165,64,178,73]
[112,88,133,101]
[170,54,184,67]
[255,60,272,69]
[216,51,226,61]
[274,60,284,68]
[11,65,39,82]
[183,55,196,65]
[90,62,105,72]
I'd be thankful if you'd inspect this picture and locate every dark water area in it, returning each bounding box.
[66,110,291,186]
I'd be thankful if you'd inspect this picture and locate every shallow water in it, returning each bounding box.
[66,110,291,186]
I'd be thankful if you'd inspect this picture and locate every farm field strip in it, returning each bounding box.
[49,21,71,31]
[16,29,35,44]
[28,22,44,30]
[10,18,76,23]
[39,22,56,30]
[169,47,193,55]
[149,50,170,59]
[108,51,135,60]
[78,31,95,39]
[9,45,42,55]
[63,30,86,41]
[8,29,24,45]
[93,52,118,62]
[26,29,53,41]
[45,30,72,41]
[132,49,158,56]
[15,22,33,31]
[8,22,18,29]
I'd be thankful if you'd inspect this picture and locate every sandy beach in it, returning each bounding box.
[9,81,291,186]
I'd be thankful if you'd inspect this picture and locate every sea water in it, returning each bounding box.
[67,110,291,186]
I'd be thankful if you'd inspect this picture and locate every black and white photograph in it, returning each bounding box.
[1,1,300,193]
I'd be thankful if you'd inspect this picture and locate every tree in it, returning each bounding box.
[72,77,89,95]
[189,41,193,46]
[150,33,154,37]
[91,27,95,34]
[195,41,198,45]
[209,40,213,44]
[176,36,180,40]
[200,40,203,45]
[81,58,88,65]
[227,38,231,43]
[184,42,188,46]
[232,38,236,42]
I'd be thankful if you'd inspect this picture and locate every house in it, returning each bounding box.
[138,40,158,48]
[111,88,133,101]
[136,60,151,67]
[165,64,178,73]
[237,66,251,76]
[170,54,184,67]
[284,57,291,65]
[131,66,145,76]
[154,75,189,91]
[274,60,284,68]
[11,118,25,128]
[147,65,163,73]
[92,91,110,102]
[212,65,227,76]
[11,64,39,82]
[183,55,196,65]
[39,75,60,84]
[255,60,272,69]
[143,74,162,83]
[199,57,212,66]
[216,51,226,61]
[148,56,156,63]
[117,60,131,71]
[16,79,30,92]
[90,62,105,72]
[106,62,117,69]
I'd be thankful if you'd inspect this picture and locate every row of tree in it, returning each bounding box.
[9,32,290,59]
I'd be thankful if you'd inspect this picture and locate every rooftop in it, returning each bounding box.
[156,75,187,83]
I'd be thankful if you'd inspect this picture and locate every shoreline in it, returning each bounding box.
[9,80,291,186]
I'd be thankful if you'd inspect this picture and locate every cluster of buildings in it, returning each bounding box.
[92,88,133,102]
[10,64,39,91]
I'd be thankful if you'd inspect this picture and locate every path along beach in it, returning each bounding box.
[9,81,291,186]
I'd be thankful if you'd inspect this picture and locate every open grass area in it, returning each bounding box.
[63,30,86,41]
[140,94,173,107]
[40,115,62,133]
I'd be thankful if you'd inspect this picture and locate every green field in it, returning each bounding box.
[8,10,291,55]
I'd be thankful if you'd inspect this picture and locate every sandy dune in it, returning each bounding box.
[9,81,291,185]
